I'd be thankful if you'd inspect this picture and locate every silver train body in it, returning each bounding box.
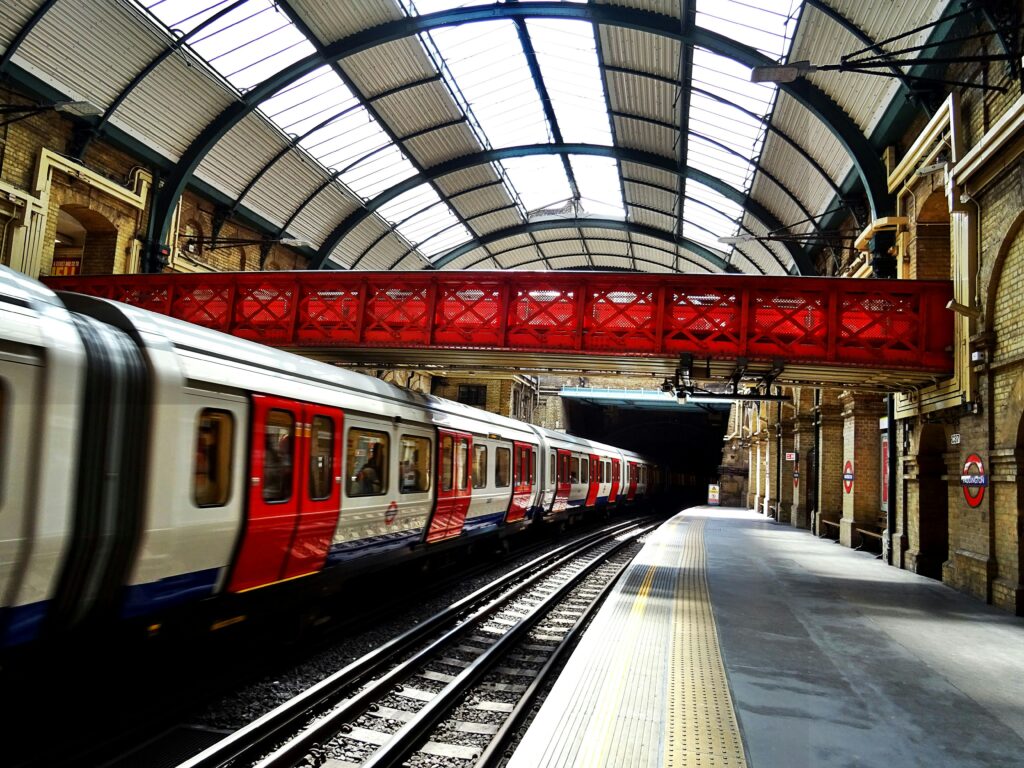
[0,268,660,648]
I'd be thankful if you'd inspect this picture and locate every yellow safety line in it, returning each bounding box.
[666,515,747,767]
[575,560,659,766]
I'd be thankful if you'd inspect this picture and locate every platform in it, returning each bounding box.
[508,507,1024,767]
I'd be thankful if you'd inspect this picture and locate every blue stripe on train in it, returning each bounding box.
[0,601,48,646]
[462,511,504,534]
[120,567,220,618]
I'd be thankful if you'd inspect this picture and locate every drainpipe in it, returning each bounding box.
[886,394,897,565]
[812,389,821,531]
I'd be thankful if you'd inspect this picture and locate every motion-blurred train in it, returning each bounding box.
[0,267,664,650]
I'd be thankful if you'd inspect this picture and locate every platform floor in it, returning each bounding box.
[508,506,1024,767]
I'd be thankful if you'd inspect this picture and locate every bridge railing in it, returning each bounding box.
[43,271,954,373]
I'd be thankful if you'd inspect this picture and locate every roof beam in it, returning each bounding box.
[314,142,797,271]
[674,0,696,257]
[429,217,732,270]
[148,1,890,270]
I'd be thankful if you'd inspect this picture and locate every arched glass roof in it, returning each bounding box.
[2,0,952,275]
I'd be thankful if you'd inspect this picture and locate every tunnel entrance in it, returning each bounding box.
[915,423,949,580]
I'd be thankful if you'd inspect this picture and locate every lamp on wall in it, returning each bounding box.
[0,100,102,127]
[180,235,312,251]
[945,299,982,320]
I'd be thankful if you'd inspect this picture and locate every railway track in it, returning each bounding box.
[179,518,655,768]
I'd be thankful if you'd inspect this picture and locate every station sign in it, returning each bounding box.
[785,451,797,461]
[842,460,854,494]
[960,453,988,508]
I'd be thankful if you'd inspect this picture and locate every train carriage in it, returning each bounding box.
[0,267,662,650]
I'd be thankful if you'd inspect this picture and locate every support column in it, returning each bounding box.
[814,392,844,536]
[775,418,795,523]
[839,392,886,548]
[989,448,1021,613]
[790,414,814,529]
[746,442,757,510]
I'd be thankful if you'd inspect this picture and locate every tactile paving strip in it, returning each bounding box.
[666,515,747,767]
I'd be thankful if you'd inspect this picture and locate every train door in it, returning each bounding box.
[609,458,621,504]
[507,441,534,522]
[230,396,341,592]
[553,449,571,515]
[282,405,343,580]
[585,454,600,507]
[427,430,472,542]
[627,461,639,501]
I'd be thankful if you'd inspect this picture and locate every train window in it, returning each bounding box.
[346,429,389,497]
[309,416,334,501]
[457,438,470,491]
[194,409,233,507]
[472,445,488,489]
[580,457,589,483]
[549,452,556,487]
[440,434,454,492]
[495,447,511,487]
[263,410,294,503]
[400,435,431,493]
[569,456,579,483]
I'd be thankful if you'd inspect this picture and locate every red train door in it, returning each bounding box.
[609,458,621,503]
[552,449,571,515]
[627,461,639,501]
[585,454,600,507]
[229,396,343,593]
[427,430,472,542]
[507,441,534,522]
[282,405,343,580]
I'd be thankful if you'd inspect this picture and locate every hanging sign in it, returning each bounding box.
[960,453,988,508]
[785,451,796,461]
[842,460,854,494]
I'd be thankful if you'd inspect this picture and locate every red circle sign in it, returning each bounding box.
[961,453,987,508]
[842,460,854,494]
[385,500,399,525]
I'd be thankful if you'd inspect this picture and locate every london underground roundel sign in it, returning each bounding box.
[842,460,854,494]
[960,453,988,508]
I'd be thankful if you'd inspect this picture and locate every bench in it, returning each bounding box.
[854,526,884,558]
[819,519,840,541]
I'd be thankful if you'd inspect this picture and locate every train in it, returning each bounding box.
[0,266,665,651]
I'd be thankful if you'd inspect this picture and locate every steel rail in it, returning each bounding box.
[176,519,645,768]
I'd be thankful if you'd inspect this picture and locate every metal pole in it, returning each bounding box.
[775,400,782,519]
[812,389,821,531]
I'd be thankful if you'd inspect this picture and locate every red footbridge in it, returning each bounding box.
[44,271,954,390]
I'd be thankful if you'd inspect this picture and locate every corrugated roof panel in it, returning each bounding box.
[288,184,361,246]
[403,122,483,168]
[195,113,290,200]
[598,26,679,80]
[469,208,522,236]
[581,227,629,242]
[0,1,39,50]
[16,0,165,108]
[244,150,330,229]
[288,0,403,44]
[585,237,630,255]
[590,253,628,270]
[757,135,833,221]
[450,183,517,219]
[621,161,677,191]
[374,79,463,136]
[740,212,789,274]
[595,0,681,18]
[624,181,676,214]
[360,230,414,270]
[606,70,677,124]
[332,216,393,267]
[771,92,852,183]
[435,166,502,197]
[631,206,676,233]
[493,245,540,267]
[342,37,438,96]
[393,251,431,270]
[540,239,588,259]
[531,226,578,243]
[615,117,676,159]
[113,47,236,161]
[548,254,591,270]
[749,174,804,235]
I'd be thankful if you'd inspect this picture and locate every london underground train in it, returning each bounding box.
[0,267,659,649]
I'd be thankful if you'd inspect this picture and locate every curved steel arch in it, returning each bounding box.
[426,218,732,270]
[463,234,711,273]
[149,1,889,269]
[314,142,803,272]
[469,248,709,274]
